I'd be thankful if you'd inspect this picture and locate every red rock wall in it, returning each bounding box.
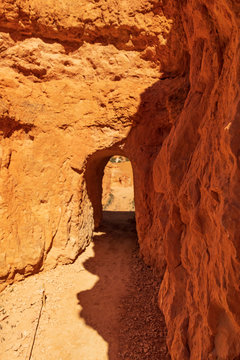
[0,0,240,359]
[149,1,240,359]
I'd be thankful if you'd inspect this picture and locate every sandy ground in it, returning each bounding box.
[0,212,169,360]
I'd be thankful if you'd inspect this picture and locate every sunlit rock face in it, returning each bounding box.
[0,0,184,284]
[0,0,240,359]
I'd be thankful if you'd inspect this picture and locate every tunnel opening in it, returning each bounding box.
[84,150,136,230]
[102,155,134,212]
[82,152,169,358]
[101,155,135,229]
[79,157,169,360]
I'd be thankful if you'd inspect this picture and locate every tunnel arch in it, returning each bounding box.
[84,148,134,228]
[102,155,134,212]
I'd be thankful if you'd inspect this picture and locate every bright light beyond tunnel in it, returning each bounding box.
[102,156,135,212]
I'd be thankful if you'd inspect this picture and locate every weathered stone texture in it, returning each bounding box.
[0,0,240,359]
[155,2,240,359]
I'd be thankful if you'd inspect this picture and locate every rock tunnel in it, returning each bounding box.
[84,150,133,228]
[0,0,240,358]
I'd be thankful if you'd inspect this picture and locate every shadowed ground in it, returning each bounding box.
[77,211,170,360]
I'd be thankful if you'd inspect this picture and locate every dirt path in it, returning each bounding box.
[0,212,169,360]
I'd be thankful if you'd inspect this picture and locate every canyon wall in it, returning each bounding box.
[0,0,240,359]
[155,2,240,359]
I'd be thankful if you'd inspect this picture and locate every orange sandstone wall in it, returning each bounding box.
[0,0,171,284]
[155,2,240,359]
[137,1,240,359]
[0,1,240,359]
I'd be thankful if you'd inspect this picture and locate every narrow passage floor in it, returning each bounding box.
[0,211,169,360]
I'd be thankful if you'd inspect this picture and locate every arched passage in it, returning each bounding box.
[101,154,135,231]
[84,149,135,228]
[102,155,134,212]
[79,151,169,360]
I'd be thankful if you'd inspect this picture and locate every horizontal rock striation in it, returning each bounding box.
[0,0,240,359]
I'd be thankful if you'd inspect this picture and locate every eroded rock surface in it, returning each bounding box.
[0,0,240,359]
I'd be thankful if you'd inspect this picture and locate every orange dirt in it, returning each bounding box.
[0,212,169,360]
